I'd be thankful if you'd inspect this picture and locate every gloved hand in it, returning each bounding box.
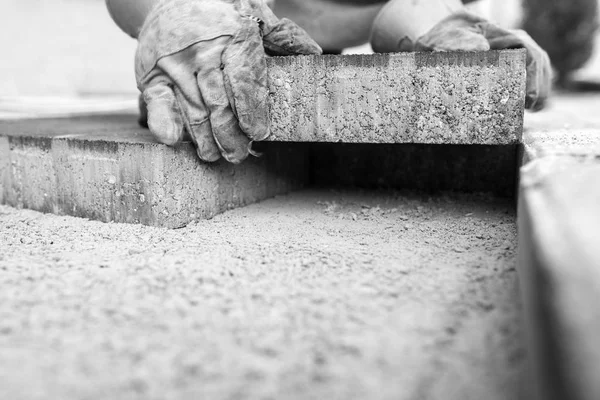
[371,6,551,111]
[414,13,551,111]
[135,0,322,163]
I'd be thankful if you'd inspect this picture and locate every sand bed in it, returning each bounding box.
[0,189,521,400]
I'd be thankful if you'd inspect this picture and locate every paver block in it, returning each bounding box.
[267,49,526,144]
[520,93,600,166]
[0,136,10,205]
[518,157,600,400]
[521,129,600,165]
[517,95,600,400]
[0,115,310,228]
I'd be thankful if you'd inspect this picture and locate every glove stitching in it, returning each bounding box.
[189,118,210,127]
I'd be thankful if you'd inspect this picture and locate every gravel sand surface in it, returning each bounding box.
[0,189,521,400]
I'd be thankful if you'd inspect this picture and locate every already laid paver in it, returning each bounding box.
[267,49,526,144]
[521,129,600,166]
[517,94,600,400]
[520,93,600,166]
[0,115,309,228]
[518,158,600,400]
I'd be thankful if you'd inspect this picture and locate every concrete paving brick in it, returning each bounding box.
[521,129,600,165]
[521,93,600,166]
[4,136,58,214]
[0,136,9,205]
[0,116,310,228]
[517,94,600,400]
[267,50,526,144]
[518,159,600,400]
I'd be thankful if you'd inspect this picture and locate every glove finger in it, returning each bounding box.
[222,17,270,143]
[262,17,323,56]
[172,86,222,162]
[142,76,185,146]
[416,27,490,52]
[479,22,525,50]
[509,29,552,111]
[194,37,251,164]
[241,0,321,56]
[482,25,552,111]
[157,46,222,162]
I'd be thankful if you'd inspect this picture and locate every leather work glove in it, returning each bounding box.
[135,0,322,163]
[371,4,551,111]
[414,13,551,111]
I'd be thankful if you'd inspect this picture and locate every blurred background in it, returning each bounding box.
[0,0,136,98]
[0,0,598,117]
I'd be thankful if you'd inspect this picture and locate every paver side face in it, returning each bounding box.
[0,136,9,204]
[518,157,600,400]
[0,126,311,227]
[52,138,123,223]
[267,50,526,145]
[158,142,311,228]
[5,136,57,213]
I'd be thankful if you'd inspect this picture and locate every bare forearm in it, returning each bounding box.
[106,0,159,38]
[371,0,466,52]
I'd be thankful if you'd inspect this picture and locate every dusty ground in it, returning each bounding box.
[0,189,521,400]
[4,59,600,400]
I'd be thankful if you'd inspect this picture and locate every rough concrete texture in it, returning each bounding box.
[0,189,523,400]
[267,50,526,144]
[0,115,310,228]
[517,93,600,400]
[522,128,600,164]
[521,93,600,165]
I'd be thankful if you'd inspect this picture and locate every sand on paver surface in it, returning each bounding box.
[0,189,522,400]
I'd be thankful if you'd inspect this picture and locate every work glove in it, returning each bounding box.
[372,10,551,111]
[415,13,551,111]
[135,0,322,163]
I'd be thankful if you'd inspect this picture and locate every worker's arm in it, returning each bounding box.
[106,0,320,164]
[370,0,551,111]
[105,0,157,38]
[106,0,278,38]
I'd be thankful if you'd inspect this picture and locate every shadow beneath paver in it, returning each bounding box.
[308,143,518,198]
